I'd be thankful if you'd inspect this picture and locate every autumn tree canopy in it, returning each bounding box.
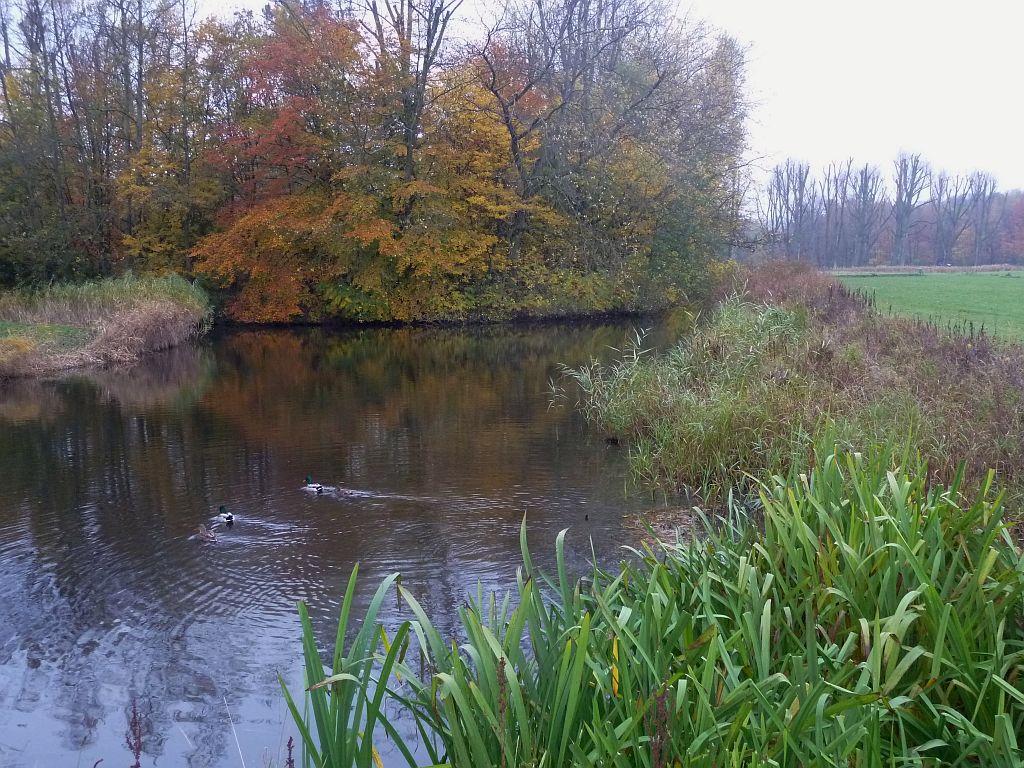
[0,0,748,322]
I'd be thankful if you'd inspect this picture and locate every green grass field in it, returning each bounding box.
[838,271,1024,340]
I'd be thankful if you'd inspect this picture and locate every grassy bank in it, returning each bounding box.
[0,275,211,379]
[838,271,1024,340]
[283,442,1024,767]
[561,264,1024,511]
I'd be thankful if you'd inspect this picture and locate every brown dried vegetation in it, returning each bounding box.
[750,262,1024,491]
[0,275,210,380]
[567,261,1024,520]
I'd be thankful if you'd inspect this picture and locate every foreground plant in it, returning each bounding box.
[281,570,414,768]
[284,442,1024,766]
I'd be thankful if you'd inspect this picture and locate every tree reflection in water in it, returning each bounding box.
[0,321,671,767]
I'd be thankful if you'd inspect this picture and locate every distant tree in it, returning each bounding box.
[1002,192,1024,263]
[846,163,889,266]
[967,172,999,265]
[931,172,974,265]
[753,154,1019,269]
[761,159,818,260]
[817,159,852,266]
[891,153,929,266]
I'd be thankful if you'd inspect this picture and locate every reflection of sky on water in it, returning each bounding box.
[0,321,675,767]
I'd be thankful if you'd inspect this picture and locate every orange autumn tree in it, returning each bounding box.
[193,3,496,321]
[336,70,518,320]
[189,0,750,322]
[194,3,516,322]
[193,4,375,321]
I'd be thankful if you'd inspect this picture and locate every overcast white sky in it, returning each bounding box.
[200,0,1024,190]
[683,0,1024,190]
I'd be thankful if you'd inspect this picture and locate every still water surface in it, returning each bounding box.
[0,322,670,767]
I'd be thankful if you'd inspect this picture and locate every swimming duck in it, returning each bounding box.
[196,524,217,542]
[303,475,336,496]
[218,505,234,526]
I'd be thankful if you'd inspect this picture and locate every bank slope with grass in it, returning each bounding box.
[0,275,211,379]
[564,264,1024,512]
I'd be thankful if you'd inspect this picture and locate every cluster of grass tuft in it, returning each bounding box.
[283,441,1024,767]
[562,264,1024,510]
[0,274,211,378]
[560,298,819,496]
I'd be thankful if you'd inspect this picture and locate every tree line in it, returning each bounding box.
[758,154,1024,268]
[0,0,747,321]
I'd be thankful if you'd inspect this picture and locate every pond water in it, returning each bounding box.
[0,321,674,768]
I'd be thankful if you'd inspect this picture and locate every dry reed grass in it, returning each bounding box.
[746,262,1024,490]
[566,260,1024,522]
[0,275,210,379]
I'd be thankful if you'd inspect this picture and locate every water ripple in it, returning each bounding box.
[0,322,662,767]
